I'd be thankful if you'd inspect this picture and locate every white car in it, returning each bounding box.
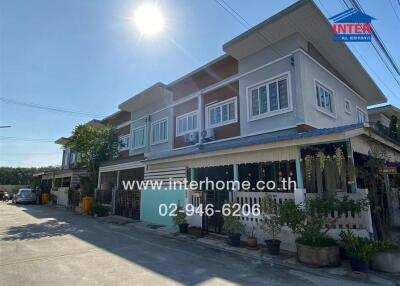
[13,188,36,204]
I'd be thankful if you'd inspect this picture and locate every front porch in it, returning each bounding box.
[144,124,400,250]
[97,159,144,219]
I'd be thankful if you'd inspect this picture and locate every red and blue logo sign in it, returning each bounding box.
[329,8,375,42]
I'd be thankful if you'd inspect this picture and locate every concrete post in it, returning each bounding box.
[116,170,120,190]
[295,159,305,206]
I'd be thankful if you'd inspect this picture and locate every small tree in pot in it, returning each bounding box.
[280,194,368,267]
[260,195,283,255]
[246,225,258,249]
[173,202,188,233]
[223,203,245,247]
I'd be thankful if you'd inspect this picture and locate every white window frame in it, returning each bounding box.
[344,98,351,115]
[132,126,146,150]
[205,97,238,129]
[314,80,336,119]
[151,117,168,145]
[118,134,130,151]
[246,72,292,122]
[176,111,198,137]
[356,106,368,124]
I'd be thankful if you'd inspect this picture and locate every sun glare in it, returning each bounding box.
[134,3,165,37]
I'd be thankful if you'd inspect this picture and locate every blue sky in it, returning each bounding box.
[0,0,399,167]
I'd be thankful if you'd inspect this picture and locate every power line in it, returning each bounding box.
[212,0,287,59]
[388,0,400,24]
[318,0,399,98]
[349,0,400,77]
[0,97,108,118]
[340,0,400,88]
[0,136,55,142]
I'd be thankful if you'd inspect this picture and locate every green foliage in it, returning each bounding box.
[92,203,108,217]
[67,124,118,170]
[79,176,97,197]
[279,200,305,234]
[172,202,187,225]
[222,203,245,235]
[49,194,57,204]
[67,124,118,196]
[260,196,283,240]
[340,230,380,261]
[0,166,60,185]
[279,195,367,247]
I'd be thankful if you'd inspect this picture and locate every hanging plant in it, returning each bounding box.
[316,151,326,173]
[304,155,313,182]
[335,147,345,176]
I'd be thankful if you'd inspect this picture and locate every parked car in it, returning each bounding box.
[13,188,36,204]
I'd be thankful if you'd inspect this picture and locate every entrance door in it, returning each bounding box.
[115,190,141,220]
[203,189,230,233]
[196,165,234,234]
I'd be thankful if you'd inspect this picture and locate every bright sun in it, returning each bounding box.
[134,3,165,37]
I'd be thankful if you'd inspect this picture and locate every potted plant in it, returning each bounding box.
[340,230,379,273]
[92,203,108,217]
[280,194,367,267]
[246,225,258,249]
[172,202,188,233]
[260,195,283,255]
[223,203,245,247]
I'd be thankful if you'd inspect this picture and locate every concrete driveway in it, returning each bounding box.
[0,203,387,286]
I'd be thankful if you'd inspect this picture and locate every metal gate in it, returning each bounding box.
[115,190,141,220]
[203,190,230,234]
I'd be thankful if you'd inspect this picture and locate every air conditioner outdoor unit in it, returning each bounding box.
[184,132,199,144]
[201,128,215,142]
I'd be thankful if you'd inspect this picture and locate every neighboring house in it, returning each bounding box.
[46,117,129,206]
[368,104,400,128]
[53,0,400,249]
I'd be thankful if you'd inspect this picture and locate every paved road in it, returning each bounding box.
[0,203,379,286]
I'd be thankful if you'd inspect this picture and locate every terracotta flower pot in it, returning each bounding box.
[247,237,258,249]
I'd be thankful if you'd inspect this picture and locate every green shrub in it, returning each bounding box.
[279,194,367,248]
[92,203,107,217]
[222,203,245,235]
[172,202,187,225]
[339,230,389,261]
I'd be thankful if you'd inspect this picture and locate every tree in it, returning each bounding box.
[0,166,60,185]
[66,124,118,196]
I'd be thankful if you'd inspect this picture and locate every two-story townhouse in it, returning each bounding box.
[47,112,134,207]
[43,119,105,206]
[125,0,400,249]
